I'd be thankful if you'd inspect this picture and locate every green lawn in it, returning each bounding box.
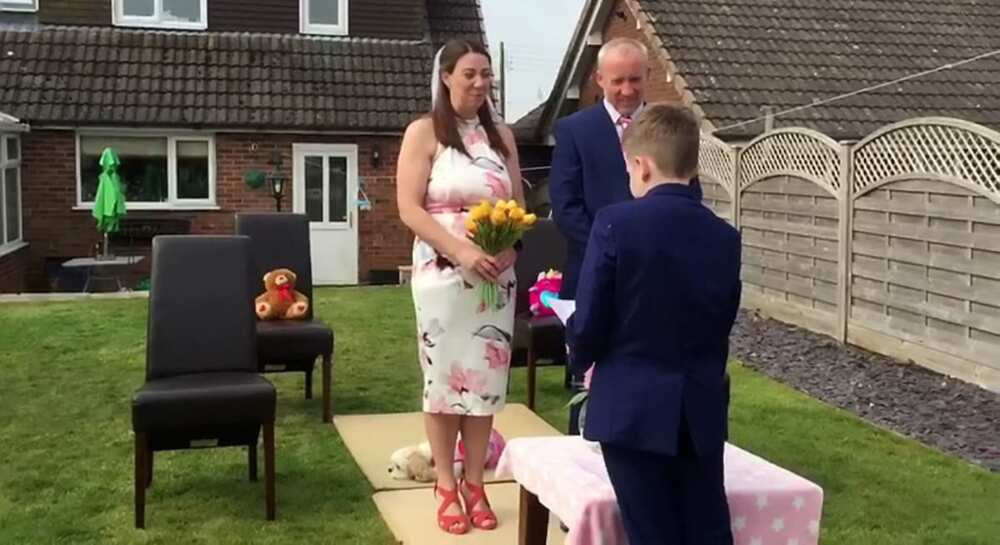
[0,286,996,544]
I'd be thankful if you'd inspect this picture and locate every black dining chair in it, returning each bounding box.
[512,218,570,410]
[131,235,277,528]
[235,213,335,423]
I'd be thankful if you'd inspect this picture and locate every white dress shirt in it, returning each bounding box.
[604,99,646,141]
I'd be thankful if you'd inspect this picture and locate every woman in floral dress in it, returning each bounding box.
[396,40,523,534]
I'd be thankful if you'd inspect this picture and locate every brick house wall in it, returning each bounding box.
[0,245,29,293]
[18,130,411,291]
[578,0,684,110]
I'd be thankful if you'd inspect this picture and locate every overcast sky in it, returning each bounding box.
[480,0,587,122]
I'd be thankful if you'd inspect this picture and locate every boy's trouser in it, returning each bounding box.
[600,419,733,545]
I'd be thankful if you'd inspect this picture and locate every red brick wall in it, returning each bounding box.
[578,0,685,110]
[19,130,411,291]
[0,245,29,293]
[213,133,412,282]
[20,130,81,290]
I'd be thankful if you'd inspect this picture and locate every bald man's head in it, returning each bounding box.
[595,38,650,116]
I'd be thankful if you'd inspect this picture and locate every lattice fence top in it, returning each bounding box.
[738,129,842,194]
[699,132,736,195]
[852,118,1000,199]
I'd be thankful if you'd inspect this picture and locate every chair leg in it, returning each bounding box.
[249,442,258,482]
[134,432,148,529]
[263,420,276,521]
[526,347,537,411]
[322,353,332,423]
[304,368,313,400]
[146,450,154,488]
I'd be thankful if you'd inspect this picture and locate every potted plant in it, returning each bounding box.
[243,169,267,189]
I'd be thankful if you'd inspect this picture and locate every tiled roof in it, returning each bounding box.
[0,0,489,130]
[426,0,488,48]
[0,27,432,130]
[511,102,545,141]
[639,0,1000,139]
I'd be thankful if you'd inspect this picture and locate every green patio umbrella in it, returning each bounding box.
[91,147,127,258]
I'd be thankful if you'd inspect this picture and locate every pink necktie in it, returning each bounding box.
[617,115,632,139]
[618,116,632,162]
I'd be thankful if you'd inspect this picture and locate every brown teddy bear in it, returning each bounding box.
[255,268,309,320]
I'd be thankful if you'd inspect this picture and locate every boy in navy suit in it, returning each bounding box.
[566,104,741,545]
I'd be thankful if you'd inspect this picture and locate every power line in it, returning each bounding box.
[507,55,562,73]
[714,47,1000,132]
[501,46,564,60]
[505,56,562,65]
[502,41,566,53]
[506,53,562,64]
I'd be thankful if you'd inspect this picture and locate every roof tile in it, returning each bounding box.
[639,0,1000,138]
[0,1,490,130]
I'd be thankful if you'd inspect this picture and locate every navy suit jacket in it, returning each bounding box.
[549,103,702,298]
[566,184,741,456]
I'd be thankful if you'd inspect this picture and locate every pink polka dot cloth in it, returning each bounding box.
[496,436,824,545]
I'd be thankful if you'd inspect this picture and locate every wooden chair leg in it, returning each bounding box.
[134,432,148,529]
[518,485,549,545]
[146,449,154,488]
[263,420,276,521]
[322,353,332,423]
[526,347,537,411]
[248,442,258,482]
[304,368,313,400]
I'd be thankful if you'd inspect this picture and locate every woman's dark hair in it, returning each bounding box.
[432,40,510,159]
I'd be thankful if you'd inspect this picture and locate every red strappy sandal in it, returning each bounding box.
[461,480,498,530]
[434,483,470,535]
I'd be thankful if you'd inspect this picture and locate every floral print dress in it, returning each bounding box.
[412,118,516,416]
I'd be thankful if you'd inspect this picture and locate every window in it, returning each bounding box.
[77,133,215,209]
[0,0,37,12]
[113,0,207,30]
[0,135,23,251]
[301,0,348,35]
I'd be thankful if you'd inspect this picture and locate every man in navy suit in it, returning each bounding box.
[550,39,699,430]
[566,104,741,545]
[550,37,701,300]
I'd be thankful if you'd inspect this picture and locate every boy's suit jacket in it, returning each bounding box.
[566,183,741,456]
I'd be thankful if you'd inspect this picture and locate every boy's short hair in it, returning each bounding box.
[622,103,701,179]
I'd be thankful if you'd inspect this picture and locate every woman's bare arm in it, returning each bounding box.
[396,118,500,281]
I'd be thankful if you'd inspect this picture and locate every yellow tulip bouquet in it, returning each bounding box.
[465,199,537,311]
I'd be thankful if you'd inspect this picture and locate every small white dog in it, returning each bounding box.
[387,441,464,482]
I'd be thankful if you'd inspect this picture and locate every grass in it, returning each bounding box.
[0,286,997,544]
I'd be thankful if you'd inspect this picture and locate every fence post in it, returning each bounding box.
[836,142,854,343]
[731,144,742,231]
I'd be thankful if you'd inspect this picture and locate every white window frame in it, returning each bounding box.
[75,131,217,211]
[0,0,37,13]
[0,134,25,256]
[300,0,349,36]
[112,0,208,30]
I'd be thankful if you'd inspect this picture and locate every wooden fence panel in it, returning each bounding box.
[700,132,737,225]
[737,129,844,337]
[708,118,1000,391]
[849,118,1000,390]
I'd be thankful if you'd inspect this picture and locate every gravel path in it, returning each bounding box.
[730,310,1000,472]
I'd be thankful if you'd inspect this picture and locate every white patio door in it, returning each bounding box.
[292,144,358,285]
